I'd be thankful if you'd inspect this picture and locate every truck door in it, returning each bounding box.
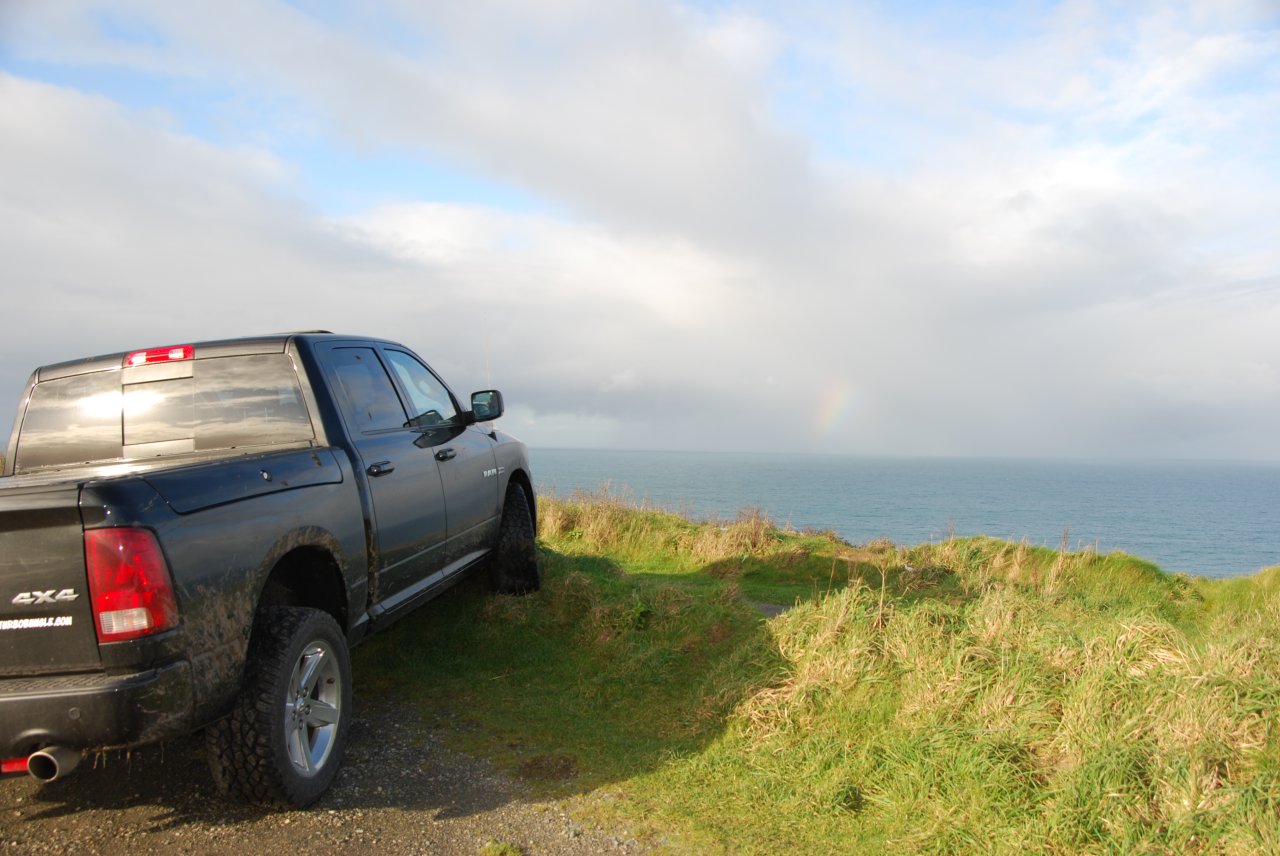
[317,344,448,609]
[380,348,500,567]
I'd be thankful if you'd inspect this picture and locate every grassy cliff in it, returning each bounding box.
[356,490,1280,854]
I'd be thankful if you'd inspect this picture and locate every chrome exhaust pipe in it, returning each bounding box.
[27,746,80,781]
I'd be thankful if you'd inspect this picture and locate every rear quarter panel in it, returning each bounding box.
[81,449,368,723]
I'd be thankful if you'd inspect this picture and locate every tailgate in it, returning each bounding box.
[0,482,100,675]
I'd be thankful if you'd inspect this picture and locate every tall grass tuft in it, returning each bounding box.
[656,532,1280,853]
[686,507,778,562]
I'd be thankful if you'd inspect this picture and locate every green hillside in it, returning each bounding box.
[356,490,1280,854]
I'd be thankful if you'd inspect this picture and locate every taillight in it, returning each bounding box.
[123,345,194,367]
[84,529,179,643]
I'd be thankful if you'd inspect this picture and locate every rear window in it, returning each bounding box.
[15,353,313,472]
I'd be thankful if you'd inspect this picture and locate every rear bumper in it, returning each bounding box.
[0,661,193,756]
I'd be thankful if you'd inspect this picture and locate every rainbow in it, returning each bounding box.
[815,381,853,435]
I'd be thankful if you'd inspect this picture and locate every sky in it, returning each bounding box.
[1,0,1278,460]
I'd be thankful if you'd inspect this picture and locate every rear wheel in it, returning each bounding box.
[490,484,540,594]
[206,606,352,807]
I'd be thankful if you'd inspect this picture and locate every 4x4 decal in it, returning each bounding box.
[11,589,79,606]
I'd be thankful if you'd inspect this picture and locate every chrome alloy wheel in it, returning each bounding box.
[284,639,342,776]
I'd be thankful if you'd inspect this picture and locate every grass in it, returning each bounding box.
[479,842,524,856]
[353,488,1280,854]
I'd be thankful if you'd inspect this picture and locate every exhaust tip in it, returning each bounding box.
[27,747,80,782]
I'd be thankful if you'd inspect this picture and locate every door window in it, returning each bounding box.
[383,350,458,428]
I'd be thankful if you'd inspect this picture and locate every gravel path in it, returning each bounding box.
[0,697,653,855]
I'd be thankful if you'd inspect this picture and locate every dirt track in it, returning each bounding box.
[0,696,651,855]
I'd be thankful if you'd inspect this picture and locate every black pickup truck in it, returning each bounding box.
[0,332,538,806]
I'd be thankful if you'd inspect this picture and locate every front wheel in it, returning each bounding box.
[490,484,540,595]
[206,606,352,807]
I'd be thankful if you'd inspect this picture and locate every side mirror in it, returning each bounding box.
[470,390,504,422]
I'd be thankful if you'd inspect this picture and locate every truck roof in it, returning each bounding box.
[36,332,384,381]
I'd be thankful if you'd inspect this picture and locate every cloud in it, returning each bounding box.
[0,74,378,400]
[1,1,1278,459]
[0,72,779,453]
[4,1,834,251]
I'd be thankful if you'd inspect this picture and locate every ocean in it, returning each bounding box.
[530,449,1280,579]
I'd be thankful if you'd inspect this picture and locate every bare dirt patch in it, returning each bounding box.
[0,697,649,855]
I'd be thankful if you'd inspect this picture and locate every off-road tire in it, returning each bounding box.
[490,484,540,594]
[205,606,352,807]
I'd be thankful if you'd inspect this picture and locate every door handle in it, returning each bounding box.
[367,461,395,477]
[435,448,456,462]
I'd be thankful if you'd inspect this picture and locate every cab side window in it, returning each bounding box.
[328,347,407,432]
